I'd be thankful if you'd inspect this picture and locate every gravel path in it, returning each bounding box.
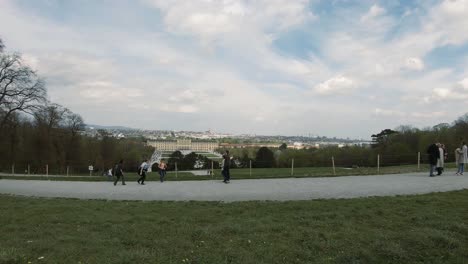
[1,171,468,202]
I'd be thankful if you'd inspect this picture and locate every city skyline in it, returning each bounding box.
[1,0,468,138]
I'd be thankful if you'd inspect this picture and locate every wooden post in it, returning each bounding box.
[67,166,69,177]
[417,152,421,170]
[46,164,49,176]
[175,162,178,179]
[291,158,294,176]
[28,164,30,175]
[377,154,380,174]
[332,156,336,176]
[249,160,252,177]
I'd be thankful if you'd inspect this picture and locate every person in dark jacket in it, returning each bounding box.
[222,150,231,184]
[427,143,440,177]
[113,159,126,186]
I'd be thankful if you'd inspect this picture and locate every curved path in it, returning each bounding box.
[1,172,468,202]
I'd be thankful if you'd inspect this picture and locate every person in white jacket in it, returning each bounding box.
[460,142,468,175]
[455,141,468,175]
[436,143,444,175]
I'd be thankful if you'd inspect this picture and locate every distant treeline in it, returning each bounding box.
[0,109,154,174]
[217,116,468,168]
[0,37,153,174]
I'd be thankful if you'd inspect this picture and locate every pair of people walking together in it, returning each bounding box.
[455,142,468,175]
[428,141,467,177]
[138,159,167,184]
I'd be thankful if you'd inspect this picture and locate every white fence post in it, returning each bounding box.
[332,156,336,176]
[46,164,49,176]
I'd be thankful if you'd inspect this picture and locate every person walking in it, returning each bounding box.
[455,147,462,175]
[427,143,439,177]
[459,141,468,175]
[113,159,126,186]
[106,168,113,181]
[158,160,167,182]
[442,144,448,162]
[436,143,444,175]
[222,150,231,183]
[137,159,149,185]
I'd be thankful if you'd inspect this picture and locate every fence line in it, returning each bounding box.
[0,152,454,177]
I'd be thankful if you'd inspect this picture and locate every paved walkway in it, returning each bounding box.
[1,171,468,202]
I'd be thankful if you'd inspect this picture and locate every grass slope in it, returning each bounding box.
[1,191,468,263]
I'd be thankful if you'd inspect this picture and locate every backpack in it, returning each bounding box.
[113,164,121,176]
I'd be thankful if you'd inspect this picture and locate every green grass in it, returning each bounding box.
[0,164,452,182]
[1,191,468,263]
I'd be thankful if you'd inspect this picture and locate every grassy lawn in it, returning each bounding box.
[0,164,455,182]
[1,191,468,263]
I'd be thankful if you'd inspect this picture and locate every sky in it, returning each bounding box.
[1,0,468,139]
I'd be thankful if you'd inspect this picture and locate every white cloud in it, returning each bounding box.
[314,76,356,95]
[79,82,144,102]
[160,104,199,113]
[422,77,468,103]
[2,0,468,138]
[404,57,425,71]
[21,54,40,70]
[374,108,404,117]
[145,0,315,41]
[458,78,468,90]
[361,4,385,22]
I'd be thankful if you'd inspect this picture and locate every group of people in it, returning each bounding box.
[111,150,233,185]
[427,141,467,177]
[111,159,168,186]
[455,142,468,175]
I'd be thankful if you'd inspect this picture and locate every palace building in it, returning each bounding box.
[147,139,219,152]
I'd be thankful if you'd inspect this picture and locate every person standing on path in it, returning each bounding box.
[158,160,167,182]
[455,147,463,175]
[442,144,448,162]
[222,150,231,183]
[460,141,468,175]
[106,168,113,181]
[137,159,149,185]
[436,143,444,175]
[113,159,126,186]
[427,143,439,177]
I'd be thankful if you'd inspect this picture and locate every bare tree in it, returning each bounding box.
[0,38,4,52]
[64,110,85,136]
[0,53,46,129]
[34,103,68,132]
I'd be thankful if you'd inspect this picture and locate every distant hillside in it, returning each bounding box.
[85,124,137,131]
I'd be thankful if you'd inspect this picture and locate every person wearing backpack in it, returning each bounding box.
[137,159,149,185]
[113,159,126,186]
